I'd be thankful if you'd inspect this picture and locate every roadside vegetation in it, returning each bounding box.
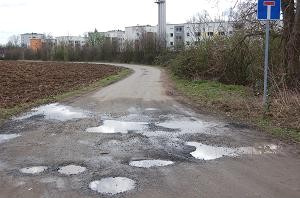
[0,61,131,123]
[0,0,299,140]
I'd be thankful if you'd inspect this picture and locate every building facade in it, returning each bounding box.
[124,22,234,49]
[21,33,45,47]
[56,36,86,47]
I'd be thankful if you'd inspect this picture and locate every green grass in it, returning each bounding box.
[173,75,248,105]
[172,74,300,143]
[0,68,132,123]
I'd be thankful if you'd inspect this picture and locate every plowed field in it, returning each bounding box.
[0,61,122,108]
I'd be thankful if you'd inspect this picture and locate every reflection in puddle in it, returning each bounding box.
[58,165,86,175]
[0,134,20,144]
[20,166,48,174]
[186,142,278,160]
[89,177,136,195]
[157,120,218,134]
[129,160,174,168]
[145,108,158,111]
[14,103,87,121]
[86,120,148,134]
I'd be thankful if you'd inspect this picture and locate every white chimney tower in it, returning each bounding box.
[155,0,166,46]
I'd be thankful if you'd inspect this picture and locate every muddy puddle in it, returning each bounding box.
[129,160,174,168]
[86,120,148,134]
[58,165,86,175]
[89,177,136,195]
[0,134,20,144]
[14,103,88,121]
[186,142,278,160]
[19,166,48,174]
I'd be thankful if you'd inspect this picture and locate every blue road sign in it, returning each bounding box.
[257,0,281,20]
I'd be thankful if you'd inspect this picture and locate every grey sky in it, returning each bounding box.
[0,0,235,44]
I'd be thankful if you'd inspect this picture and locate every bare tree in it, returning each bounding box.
[7,35,20,47]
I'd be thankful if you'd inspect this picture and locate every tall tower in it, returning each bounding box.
[155,0,166,46]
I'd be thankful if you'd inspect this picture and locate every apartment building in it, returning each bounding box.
[21,33,45,47]
[124,22,234,48]
[56,36,86,47]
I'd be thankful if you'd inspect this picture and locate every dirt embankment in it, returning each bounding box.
[0,61,122,108]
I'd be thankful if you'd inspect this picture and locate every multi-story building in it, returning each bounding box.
[124,22,234,49]
[125,25,157,41]
[21,33,45,48]
[56,36,86,47]
[104,30,125,51]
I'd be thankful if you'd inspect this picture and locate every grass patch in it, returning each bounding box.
[0,68,132,123]
[172,74,300,142]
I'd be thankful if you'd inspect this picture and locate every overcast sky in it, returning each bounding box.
[0,0,235,44]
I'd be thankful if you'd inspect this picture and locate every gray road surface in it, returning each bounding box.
[0,63,299,198]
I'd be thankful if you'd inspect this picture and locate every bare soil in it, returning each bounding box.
[0,61,122,108]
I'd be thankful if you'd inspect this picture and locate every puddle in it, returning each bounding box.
[58,165,86,175]
[186,142,237,160]
[89,177,136,195]
[157,120,219,134]
[14,103,87,121]
[129,160,174,168]
[0,134,20,144]
[40,177,65,189]
[186,142,278,160]
[86,120,148,134]
[145,108,158,111]
[20,166,48,174]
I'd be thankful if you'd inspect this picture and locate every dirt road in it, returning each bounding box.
[0,63,299,198]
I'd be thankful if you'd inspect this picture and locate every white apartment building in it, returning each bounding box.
[21,33,45,47]
[104,30,125,51]
[125,25,157,41]
[124,22,234,48]
[56,36,86,47]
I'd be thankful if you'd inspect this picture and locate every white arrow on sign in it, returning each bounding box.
[263,1,276,19]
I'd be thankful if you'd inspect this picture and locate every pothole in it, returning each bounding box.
[19,166,48,174]
[129,160,174,168]
[89,177,136,195]
[86,120,148,134]
[0,134,20,144]
[58,165,86,175]
[186,142,278,160]
[156,120,219,134]
[14,103,88,121]
[145,108,158,111]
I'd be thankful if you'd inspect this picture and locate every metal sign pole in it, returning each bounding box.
[263,20,270,108]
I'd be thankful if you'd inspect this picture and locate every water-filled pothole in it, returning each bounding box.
[58,165,86,175]
[86,120,148,134]
[89,177,136,195]
[0,134,20,144]
[14,103,87,121]
[129,160,174,168]
[156,120,219,134]
[20,166,48,174]
[186,142,278,160]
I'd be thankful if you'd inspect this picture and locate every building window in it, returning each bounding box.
[187,33,190,37]
[176,36,182,40]
[196,32,201,37]
[176,27,183,32]
[207,32,214,36]
[186,41,190,45]
[170,33,174,37]
[170,42,174,46]
[218,32,225,36]
[229,31,233,35]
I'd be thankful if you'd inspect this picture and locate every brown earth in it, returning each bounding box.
[0,61,122,108]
